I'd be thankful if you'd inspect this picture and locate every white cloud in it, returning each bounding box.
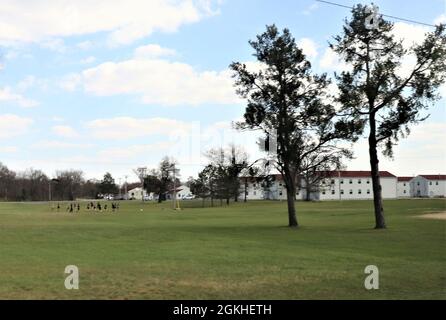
[0,146,18,153]
[16,75,48,92]
[40,38,66,52]
[32,140,93,149]
[86,117,194,139]
[51,116,65,122]
[0,114,33,138]
[297,38,318,59]
[434,13,446,25]
[440,83,446,99]
[319,48,350,72]
[0,0,218,46]
[347,121,446,176]
[76,40,93,50]
[80,56,96,64]
[98,142,171,159]
[72,57,238,105]
[134,44,176,59]
[391,22,430,49]
[0,87,39,108]
[302,3,319,16]
[59,73,82,91]
[52,125,80,138]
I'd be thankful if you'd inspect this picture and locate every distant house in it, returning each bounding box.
[127,187,148,200]
[166,185,192,200]
[176,185,191,199]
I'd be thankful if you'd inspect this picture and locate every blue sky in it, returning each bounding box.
[0,0,445,183]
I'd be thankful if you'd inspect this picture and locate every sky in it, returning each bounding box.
[0,0,445,184]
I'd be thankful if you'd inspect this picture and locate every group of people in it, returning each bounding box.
[86,201,120,212]
[50,202,121,213]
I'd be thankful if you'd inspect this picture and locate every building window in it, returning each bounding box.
[436,181,439,185]
[358,189,362,194]
[331,190,335,195]
[331,179,335,184]
[358,179,361,184]
[322,190,326,195]
[417,182,420,186]
[349,179,353,184]
[340,179,344,184]
[366,180,370,184]
[403,190,406,194]
[429,181,432,185]
[253,191,256,195]
[403,183,406,186]
[349,189,353,195]
[253,183,256,187]
[279,192,283,196]
[322,180,326,185]
[367,189,370,194]
[341,189,344,195]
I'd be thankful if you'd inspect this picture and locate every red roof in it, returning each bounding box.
[420,175,446,180]
[397,177,413,182]
[241,171,396,180]
[324,171,396,178]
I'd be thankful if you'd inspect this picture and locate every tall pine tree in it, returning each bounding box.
[331,4,446,228]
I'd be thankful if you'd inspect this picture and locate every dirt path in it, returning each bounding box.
[415,211,446,220]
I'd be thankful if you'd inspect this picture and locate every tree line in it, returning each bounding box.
[0,163,135,201]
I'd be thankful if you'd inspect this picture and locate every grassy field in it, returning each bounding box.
[0,199,444,300]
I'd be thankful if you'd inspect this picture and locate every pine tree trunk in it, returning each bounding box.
[369,114,386,229]
[284,169,298,228]
[286,186,298,227]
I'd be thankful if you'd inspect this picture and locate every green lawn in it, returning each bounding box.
[0,199,444,299]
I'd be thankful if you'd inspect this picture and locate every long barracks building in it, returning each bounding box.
[241,171,446,201]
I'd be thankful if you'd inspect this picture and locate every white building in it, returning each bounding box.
[410,175,446,198]
[166,185,193,200]
[127,187,148,200]
[314,171,397,200]
[397,177,413,198]
[240,171,398,201]
[128,185,193,201]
